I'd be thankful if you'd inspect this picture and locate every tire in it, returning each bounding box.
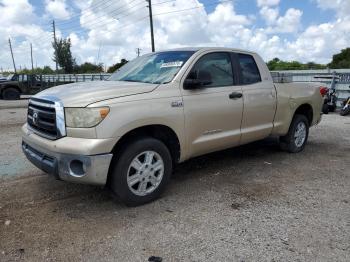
[109,137,172,206]
[2,87,20,100]
[280,114,309,153]
[322,104,329,114]
[328,104,336,112]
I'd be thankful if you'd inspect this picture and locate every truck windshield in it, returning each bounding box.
[108,51,195,84]
[6,74,14,80]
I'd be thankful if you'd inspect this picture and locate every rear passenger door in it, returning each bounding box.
[234,53,277,144]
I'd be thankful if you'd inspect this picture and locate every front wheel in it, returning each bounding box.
[2,87,20,100]
[108,137,172,206]
[280,114,309,153]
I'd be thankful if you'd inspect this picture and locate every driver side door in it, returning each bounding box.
[180,52,243,158]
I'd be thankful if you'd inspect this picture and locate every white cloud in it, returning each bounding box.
[259,0,302,34]
[257,0,280,7]
[286,17,350,63]
[45,0,71,20]
[260,6,279,25]
[315,0,350,18]
[0,0,35,25]
[269,8,303,33]
[0,0,53,71]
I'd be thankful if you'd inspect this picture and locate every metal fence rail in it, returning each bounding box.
[40,73,111,83]
[273,70,350,107]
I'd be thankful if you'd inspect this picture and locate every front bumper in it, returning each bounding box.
[22,125,115,186]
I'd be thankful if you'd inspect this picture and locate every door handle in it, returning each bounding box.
[229,92,243,99]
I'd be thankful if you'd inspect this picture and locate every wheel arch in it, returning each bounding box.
[293,103,313,125]
[1,85,22,98]
[111,124,181,166]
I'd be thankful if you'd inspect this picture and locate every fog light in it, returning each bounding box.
[69,160,86,177]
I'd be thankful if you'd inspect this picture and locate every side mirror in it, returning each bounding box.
[184,78,201,89]
[183,70,212,90]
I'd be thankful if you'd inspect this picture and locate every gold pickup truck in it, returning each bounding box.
[22,47,324,206]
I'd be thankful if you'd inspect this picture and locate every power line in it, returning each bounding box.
[152,0,177,6]
[33,7,148,40]
[50,0,220,41]
[55,0,177,27]
[55,0,115,24]
[16,0,225,50]
[6,0,233,62]
[16,0,142,45]
[56,0,143,27]
[57,1,147,32]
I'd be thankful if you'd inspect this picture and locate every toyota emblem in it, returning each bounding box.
[32,111,39,125]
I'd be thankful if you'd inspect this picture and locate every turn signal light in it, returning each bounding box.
[99,108,110,119]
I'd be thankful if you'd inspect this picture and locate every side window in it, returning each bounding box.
[238,54,261,85]
[21,75,28,82]
[188,52,234,88]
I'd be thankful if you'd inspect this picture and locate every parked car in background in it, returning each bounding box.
[22,47,324,206]
[0,74,16,83]
[0,74,44,100]
[0,74,7,82]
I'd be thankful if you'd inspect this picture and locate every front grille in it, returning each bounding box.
[22,141,58,176]
[22,142,55,165]
[27,98,59,139]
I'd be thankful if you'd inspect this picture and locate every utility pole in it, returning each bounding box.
[8,38,17,73]
[97,42,102,64]
[30,43,34,72]
[135,48,141,57]
[146,0,155,52]
[52,20,58,72]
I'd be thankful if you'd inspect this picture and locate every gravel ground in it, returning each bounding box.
[0,103,349,262]
[0,97,29,110]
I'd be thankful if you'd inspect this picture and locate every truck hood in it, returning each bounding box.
[34,81,159,107]
[0,80,16,85]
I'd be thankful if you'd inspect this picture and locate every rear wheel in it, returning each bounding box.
[328,104,336,112]
[280,114,309,153]
[2,87,20,100]
[109,137,172,206]
[322,104,329,114]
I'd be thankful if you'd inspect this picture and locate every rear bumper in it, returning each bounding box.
[22,124,115,186]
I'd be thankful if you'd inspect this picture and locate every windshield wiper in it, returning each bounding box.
[122,79,142,82]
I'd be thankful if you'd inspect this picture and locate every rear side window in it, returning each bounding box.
[238,54,261,85]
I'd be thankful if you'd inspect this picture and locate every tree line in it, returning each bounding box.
[51,40,350,72]
[50,38,128,74]
[267,48,350,70]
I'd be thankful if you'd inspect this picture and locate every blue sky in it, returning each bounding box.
[0,0,349,71]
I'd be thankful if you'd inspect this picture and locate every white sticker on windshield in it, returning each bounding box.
[160,61,183,68]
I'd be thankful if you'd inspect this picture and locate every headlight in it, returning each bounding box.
[65,107,110,128]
